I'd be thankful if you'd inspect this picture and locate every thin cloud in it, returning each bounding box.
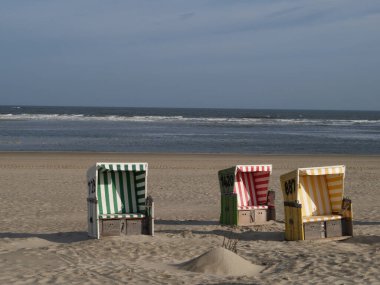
[0,0,379,109]
[179,12,195,20]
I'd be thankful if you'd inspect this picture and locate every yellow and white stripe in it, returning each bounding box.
[326,174,344,212]
[298,165,345,217]
[299,165,345,176]
[302,215,342,223]
[299,175,332,217]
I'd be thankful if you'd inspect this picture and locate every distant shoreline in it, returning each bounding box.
[1,151,380,157]
[1,104,380,112]
[1,106,379,154]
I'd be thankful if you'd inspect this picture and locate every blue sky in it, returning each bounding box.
[1,0,379,110]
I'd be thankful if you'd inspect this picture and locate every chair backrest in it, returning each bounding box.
[96,163,147,216]
[234,165,271,207]
[298,166,345,217]
[299,175,332,216]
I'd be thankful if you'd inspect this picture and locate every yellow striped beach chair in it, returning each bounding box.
[87,163,154,239]
[280,165,353,241]
[218,165,276,226]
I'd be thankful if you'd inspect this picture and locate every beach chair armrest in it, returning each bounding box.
[284,201,302,208]
[341,197,353,218]
[145,195,154,217]
[267,190,275,207]
[87,197,97,204]
[144,195,154,236]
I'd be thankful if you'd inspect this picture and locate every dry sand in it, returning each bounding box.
[0,152,379,284]
[179,247,264,276]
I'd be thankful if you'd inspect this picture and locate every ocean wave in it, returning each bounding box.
[0,113,379,126]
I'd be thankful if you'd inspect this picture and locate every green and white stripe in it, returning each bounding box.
[99,213,146,219]
[135,171,146,211]
[96,163,147,216]
[97,163,147,172]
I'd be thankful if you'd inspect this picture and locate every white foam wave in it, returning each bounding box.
[0,113,379,126]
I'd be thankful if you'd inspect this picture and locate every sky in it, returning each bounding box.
[0,0,379,110]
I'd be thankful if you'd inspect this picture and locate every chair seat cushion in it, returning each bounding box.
[238,205,268,210]
[303,215,342,223]
[99,213,145,219]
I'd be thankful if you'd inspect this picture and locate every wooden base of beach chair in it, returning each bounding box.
[100,218,149,237]
[101,219,123,237]
[238,209,268,226]
[125,219,144,235]
[325,219,343,238]
[303,218,353,240]
[304,221,326,240]
[221,194,274,226]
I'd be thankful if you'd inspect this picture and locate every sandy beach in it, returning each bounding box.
[0,152,379,284]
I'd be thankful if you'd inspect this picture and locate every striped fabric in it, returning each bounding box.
[134,171,147,211]
[99,213,145,219]
[237,165,272,172]
[298,165,345,218]
[326,174,344,213]
[254,172,271,204]
[302,215,342,223]
[234,165,272,208]
[98,163,147,172]
[96,163,147,217]
[238,205,268,210]
[299,166,345,176]
[299,175,332,217]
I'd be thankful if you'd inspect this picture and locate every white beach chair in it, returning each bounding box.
[87,162,154,239]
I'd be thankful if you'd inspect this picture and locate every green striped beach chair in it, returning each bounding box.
[87,162,154,239]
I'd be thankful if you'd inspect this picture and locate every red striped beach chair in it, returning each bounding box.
[87,163,154,239]
[218,165,275,226]
[280,165,353,241]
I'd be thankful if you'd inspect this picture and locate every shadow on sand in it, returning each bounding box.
[353,220,380,226]
[342,234,380,245]
[0,231,89,244]
[159,229,284,241]
[155,219,219,226]
[156,219,284,241]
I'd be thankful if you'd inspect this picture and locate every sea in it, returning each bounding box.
[0,105,379,154]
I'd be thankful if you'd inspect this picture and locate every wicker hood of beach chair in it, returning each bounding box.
[280,165,353,241]
[86,162,154,239]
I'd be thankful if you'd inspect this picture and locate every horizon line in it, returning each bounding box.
[1,104,379,112]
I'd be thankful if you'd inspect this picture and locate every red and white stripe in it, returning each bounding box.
[234,165,272,208]
[237,165,272,172]
[254,172,270,203]
[238,205,268,210]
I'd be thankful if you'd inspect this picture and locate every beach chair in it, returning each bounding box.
[86,162,154,239]
[280,165,353,241]
[218,165,275,226]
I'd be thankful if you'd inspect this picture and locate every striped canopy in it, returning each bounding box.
[298,165,345,216]
[234,165,272,208]
[97,163,147,172]
[95,163,148,218]
[299,165,345,176]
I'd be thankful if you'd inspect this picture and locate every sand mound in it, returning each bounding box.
[179,247,264,276]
